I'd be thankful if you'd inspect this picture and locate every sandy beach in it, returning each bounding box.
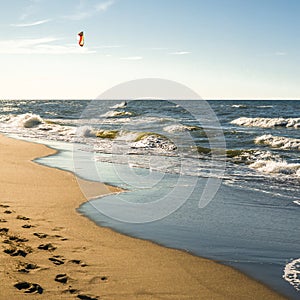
[0,134,286,300]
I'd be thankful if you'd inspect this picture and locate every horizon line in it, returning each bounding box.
[0,98,300,101]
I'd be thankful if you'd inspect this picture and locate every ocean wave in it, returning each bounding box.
[0,114,177,155]
[255,134,300,150]
[96,129,119,139]
[293,200,300,206]
[256,105,273,108]
[131,133,177,152]
[9,113,43,128]
[101,110,134,118]
[283,258,300,291]
[223,148,300,178]
[231,104,248,108]
[110,101,127,109]
[223,148,278,163]
[94,131,177,154]
[249,159,300,177]
[231,117,300,128]
[196,147,280,164]
[2,106,19,112]
[163,124,201,133]
[76,126,97,137]
[0,113,76,138]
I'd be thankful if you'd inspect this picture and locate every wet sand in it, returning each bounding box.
[0,135,286,299]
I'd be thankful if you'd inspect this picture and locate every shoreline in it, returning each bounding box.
[0,134,287,299]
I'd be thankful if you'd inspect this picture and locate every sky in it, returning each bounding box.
[0,0,299,99]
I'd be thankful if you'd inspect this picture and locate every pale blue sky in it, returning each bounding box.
[0,0,299,99]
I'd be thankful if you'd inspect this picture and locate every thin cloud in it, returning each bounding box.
[120,56,143,60]
[0,38,94,54]
[11,18,51,27]
[170,51,191,55]
[95,0,114,11]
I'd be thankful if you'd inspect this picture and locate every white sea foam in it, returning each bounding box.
[249,159,300,177]
[0,114,178,156]
[163,124,200,133]
[76,126,97,137]
[131,135,177,152]
[231,117,300,128]
[2,106,19,112]
[101,110,133,118]
[283,258,300,291]
[255,134,300,150]
[231,104,247,108]
[0,113,77,141]
[256,105,273,108]
[230,149,280,164]
[0,115,12,123]
[10,113,44,128]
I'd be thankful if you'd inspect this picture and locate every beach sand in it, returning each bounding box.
[0,134,286,299]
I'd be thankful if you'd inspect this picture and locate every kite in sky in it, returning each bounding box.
[78,31,84,47]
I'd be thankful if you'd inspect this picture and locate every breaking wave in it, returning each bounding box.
[76,126,97,137]
[101,110,134,118]
[0,113,177,155]
[231,104,248,108]
[249,159,300,177]
[255,134,300,151]
[231,117,300,128]
[283,258,300,291]
[7,113,43,128]
[163,124,201,133]
[222,147,300,178]
[131,134,177,152]
[110,101,127,109]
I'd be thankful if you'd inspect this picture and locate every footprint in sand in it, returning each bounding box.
[38,243,56,251]
[4,210,13,214]
[2,228,32,257]
[55,273,69,284]
[77,294,99,300]
[22,224,32,228]
[6,235,29,243]
[53,234,68,241]
[70,259,87,267]
[16,215,30,221]
[33,232,49,239]
[4,246,31,257]
[17,262,39,273]
[14,282,43,294]
[64,286,79,294]
[0,219,7,223]
[0,204,10,208]
[49,255,65,265]
[0,227,9,234]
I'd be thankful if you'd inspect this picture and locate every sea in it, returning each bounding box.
[0,99,299,299]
